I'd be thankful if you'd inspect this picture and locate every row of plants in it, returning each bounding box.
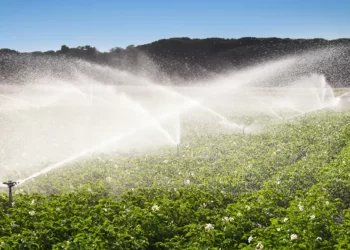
[1,111,350,249]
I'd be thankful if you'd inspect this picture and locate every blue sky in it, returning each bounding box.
[0,0,349,52]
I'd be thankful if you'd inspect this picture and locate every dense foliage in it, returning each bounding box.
[2,111,350,249]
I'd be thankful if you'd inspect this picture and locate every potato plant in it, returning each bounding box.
[1,111,350,249]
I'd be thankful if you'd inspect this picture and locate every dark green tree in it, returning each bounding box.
[60,45,70,53]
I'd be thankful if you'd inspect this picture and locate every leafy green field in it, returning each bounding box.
[2,111,350,249]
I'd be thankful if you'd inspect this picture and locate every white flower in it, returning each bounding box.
[316,236,322,241]
[190,171,195,177]
[10,222,18,228]
[151,205,159,211]
[205,223,214,231]
[310,215,315,220]
[237,212,242,217]
[312,206,315,210]
[222,217,234,222]
[105,176,112,182]
[326,201,329,206]
[87,188,92,192]
[56,207,61,212]
[256,242,264,249]
[163,160,168,164]
[298,203,304,211]
[202,203,207,208]
[276,227,281,232]
[290,234,298,240]
[283,217,288,222]
[184,179,190,185]
[245,205,251,211]
[29,211,35,216]
[30,199,35,206]
[248,236,253,243]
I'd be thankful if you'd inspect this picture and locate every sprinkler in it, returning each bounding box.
[3,180,17,208]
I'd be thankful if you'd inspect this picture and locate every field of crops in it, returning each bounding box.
[2,111,350,249]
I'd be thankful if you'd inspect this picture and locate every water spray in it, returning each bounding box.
[17,105,190,185]
[177,143,180,157]
[3,180,17,208]
[120,92,177,146]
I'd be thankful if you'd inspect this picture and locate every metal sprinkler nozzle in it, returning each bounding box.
[3,180,17,188]
[3,180,17,208]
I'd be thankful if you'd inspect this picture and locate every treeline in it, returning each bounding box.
[1,37,350,86]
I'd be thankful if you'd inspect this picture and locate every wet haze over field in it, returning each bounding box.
[0,47,349,185]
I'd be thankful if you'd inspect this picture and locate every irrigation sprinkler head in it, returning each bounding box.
[3,180,17,208]
[3,180,17,188]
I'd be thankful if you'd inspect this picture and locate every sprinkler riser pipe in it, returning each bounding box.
[3,181,17,208]
[8,186,12,208]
